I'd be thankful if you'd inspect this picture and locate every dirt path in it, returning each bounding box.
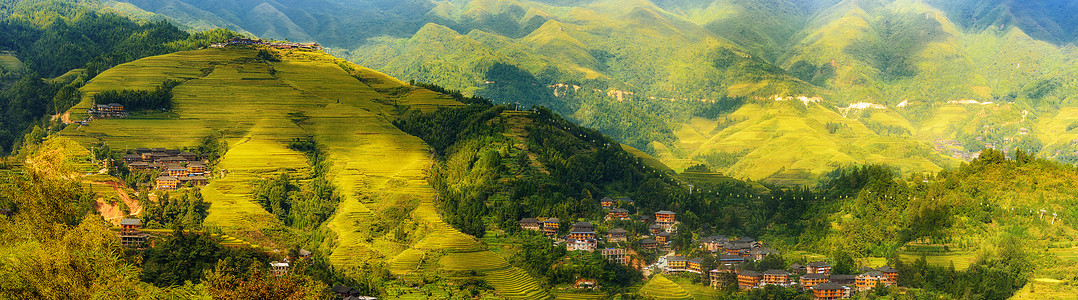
[90,181,143,225]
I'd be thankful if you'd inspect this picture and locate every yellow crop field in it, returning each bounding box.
[638,275,692,300]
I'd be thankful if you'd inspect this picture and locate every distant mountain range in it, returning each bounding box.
[102,0,1078,183]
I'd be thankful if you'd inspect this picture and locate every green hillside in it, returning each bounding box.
[57,47,549,299]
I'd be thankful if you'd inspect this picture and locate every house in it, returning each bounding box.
[122,154,142,163]
[687,258,704,273]
[733,236,761,248]
[800,273,829,288]
[666,256,687,272]
[519,218,541,231]
[156,176,179,190]
[829,275,856,285]
[179,152,198,161]
[635,215,649,223]
[737,270,762,289]
[168,168,189,178]
[566,238,596,252]
[574,278,598,289]
[607,228,628,242]
[655,210,676,229]
[569,222,595,240]
[749,248,777,261]
[807,261,832,274]
[648,224,663,234]
[790,263,806,274]
[762,269,790,286]
[601,248,627,265]
[600,197,614,209]
[855,271,887,291]
[656,231,671,244]
[639,238,657,250]
[700,235,729,253]
[811,282,850,300]
[542,218,560,236]
[298,249,312,260]
[270,261,289,276]
[725,242,751,257]
[135,148,151,154]
[179,176,208,186]
[710,269,725,287]
[877,266,899,285]
[718,254,745,269]
[118,218,148,248]
[187,162,207,175]
[1019,128,1030,135]
[129,161,150,170]
[606,208,629,220]
[159,156,187,165]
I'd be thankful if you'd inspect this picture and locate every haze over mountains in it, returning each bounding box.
[114,0,1078,183]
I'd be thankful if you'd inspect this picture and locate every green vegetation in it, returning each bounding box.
[91,79,181,111]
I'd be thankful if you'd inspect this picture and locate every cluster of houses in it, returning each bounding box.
[88,103,128,119]
[121,148,211,189]
[211,37,323,50]
[519,197,682,268]
[714,261,899,299]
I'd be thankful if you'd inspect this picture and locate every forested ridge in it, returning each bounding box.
[0,3,232,154]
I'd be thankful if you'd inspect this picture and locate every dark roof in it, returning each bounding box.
[790,263,804,269]
[648,224,661,229]
[520,218,539,223]
[812,282,847,290]
[299,249,311,256]
[608,228,628,234]
[657,231,670,237]
[609,208,628,213]
[135,148,151,152]
[801,273,828,279]
[120,218,141,226]
[157,176,179,181]
[829,274,856,283]
[656,210,675,215]
[544,218,559,223]
[129,162,149,166]
[179,151,196,156]
[639,238,656,244]
[667,256,686,261]
[859,267,877,273]
[123,154,141,158]
[808,261,831,267]
[763,269,790,275]
[738,270,761,277]
[332,285,354,294]
[860,271,884,277]
[688,258,704,264]
[719,255,745,261]
[877,266,898,273]
[600,197,614,202]
[733,236,755,243]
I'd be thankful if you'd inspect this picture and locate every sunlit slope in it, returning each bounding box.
[58,47,548,299]
[659,101,955,184]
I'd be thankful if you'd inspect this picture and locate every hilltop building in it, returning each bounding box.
[607,228,628,242]
[737,270,762,289]
[519,218,541,231]
[655,210,676,229]
[811,282,850,300]
[118,218,148,248]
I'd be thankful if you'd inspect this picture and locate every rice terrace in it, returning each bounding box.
[2,0,1078,299]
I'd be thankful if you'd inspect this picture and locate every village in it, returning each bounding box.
[119,147,212,189]
[210,37,323,50]
[520,196,898,299]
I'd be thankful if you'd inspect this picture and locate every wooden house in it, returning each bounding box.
[129,161,150,170]
[601,248,626,265]
[737,270,762,289]
[639,238,657,250]
[762,269,791,286]
[118,218,147,248]
[790,263,806,274]
[519,218,541,231]
[179,176,208,186]
[811,282,850,300]
[855,271,887,291]
[877,266,898,285]
[607,228,627,242]
[807,261,832,274]
[635,215,649,223]
[666,256,687,272]
[159,156,186,165]
[574,278,598,289]
[719,254,745,269]
[648,224,662,234]
[600,197,614,210]
[168,168,189,178]
[156,176,179,190]
[179,152,198,161]
[655,210,676,229]
[122,154,142,163]
[187,162,207,174]
[829,275,856,285]
[725,242,752,257]
[135,148,151,154]
[569,222,595,240]
[749,248,777,261]
[687,258,704,273]
[700,235,729,253]
[710,269,724,287]
[542,218,559,236]
[655,231,671,244]
[606,208,629,220]
[800,273,829,288]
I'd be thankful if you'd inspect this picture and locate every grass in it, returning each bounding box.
[638,275,692,300]
[1010,278,1078,300]
[0,52,24,73]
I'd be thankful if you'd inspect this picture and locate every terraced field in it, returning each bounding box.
[638,275,692,300]
[0,52,24,73]
[59,47,550,299]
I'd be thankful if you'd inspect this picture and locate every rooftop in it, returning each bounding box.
[808,261,831,267]
[656,210,675,215]
[119,218,141,226]
[812,282,848,290]
[608,228,627,234]
[763,269,789,275]
[738,270,761,277]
